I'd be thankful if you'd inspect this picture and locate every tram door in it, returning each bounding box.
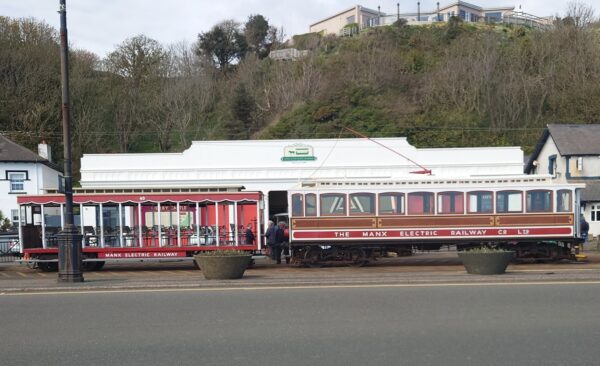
[268,191,288,222]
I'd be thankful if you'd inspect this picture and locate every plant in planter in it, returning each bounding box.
[457,247,514,275]
[193,250,253,280]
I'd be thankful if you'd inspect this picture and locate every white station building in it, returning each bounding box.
[80,138,525,226]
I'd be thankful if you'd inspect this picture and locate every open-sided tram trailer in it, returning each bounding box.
[17,190,263,271]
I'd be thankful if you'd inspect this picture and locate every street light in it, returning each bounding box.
[58,0,83,283]
[417,2,421,22]
[397,2,400,21]
[437,2,441,21]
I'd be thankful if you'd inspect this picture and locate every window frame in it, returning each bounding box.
[407,192,435,216]
[437,191,464,215]
[496,190,523,214]
[467,191,494,214]
[7,171,27,193]
[291,194,304,217]
[556,189,572,213]
[305,193,317,217]
[319,193,347,216]
[349,192,376,216]
[526,189,553,213]
[378,192,405,216]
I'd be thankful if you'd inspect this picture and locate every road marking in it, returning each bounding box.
[3,280,600,296]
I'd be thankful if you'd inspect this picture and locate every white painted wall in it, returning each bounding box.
[1,162,61,225]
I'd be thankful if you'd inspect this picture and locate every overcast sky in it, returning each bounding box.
[2,1,598,58]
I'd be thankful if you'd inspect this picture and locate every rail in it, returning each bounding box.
[0,236,21,263]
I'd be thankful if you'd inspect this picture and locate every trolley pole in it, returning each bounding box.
[57,0,84,283]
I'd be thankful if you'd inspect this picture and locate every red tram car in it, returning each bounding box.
[287,176,585,266]
[17,189,263,271]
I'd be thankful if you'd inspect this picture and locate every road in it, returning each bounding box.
[2,282,600,366]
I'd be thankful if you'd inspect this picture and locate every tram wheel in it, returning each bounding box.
[303,247,323,268]
[346,247,367,267]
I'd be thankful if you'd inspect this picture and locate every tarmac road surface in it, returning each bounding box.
[2,282,600,366]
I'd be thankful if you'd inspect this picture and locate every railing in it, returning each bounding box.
[0,236,21,263]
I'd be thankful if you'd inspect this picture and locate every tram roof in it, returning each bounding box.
[16,191,261,205]
[293,175,586,189]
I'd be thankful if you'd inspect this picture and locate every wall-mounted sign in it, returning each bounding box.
[281,143,317,161]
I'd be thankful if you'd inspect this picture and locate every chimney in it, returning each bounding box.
[38,140,52,162]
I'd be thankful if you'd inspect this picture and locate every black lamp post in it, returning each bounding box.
[417,2,420,22]
[397,2,400,20]
[437,2,441,21]
[377,5,381,25]
[58,0,83,283]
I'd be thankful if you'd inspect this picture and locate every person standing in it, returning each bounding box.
[273,221,287,264]
[244,223,255,245]
[265,220,277,260]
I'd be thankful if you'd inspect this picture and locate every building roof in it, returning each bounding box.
[570,180,600,202]
[0,134,62,172]
[525,124,600,173]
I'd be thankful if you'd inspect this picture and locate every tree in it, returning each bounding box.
[244,14,270,58]
[105,34,167,86]
[226,82,255,139]
[196,20,247,71]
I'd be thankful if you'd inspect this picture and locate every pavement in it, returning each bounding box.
[2,248,600,293]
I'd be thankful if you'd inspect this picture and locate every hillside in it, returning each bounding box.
[1,15,600,181]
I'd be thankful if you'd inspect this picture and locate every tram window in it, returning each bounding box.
[305,194,317,216]
[379,193,405,215]
[320,194,347,216]
[350,193,375,215]
[527,190,552,212]
[467,191,493,213]
[557,190,572,212]
[292,194,304,216]
[496,191,522,213]
[407,192,434,215]
[437,192,464,214]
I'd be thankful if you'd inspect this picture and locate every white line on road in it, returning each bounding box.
[3,280,600,296]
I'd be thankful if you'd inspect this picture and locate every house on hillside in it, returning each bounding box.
[0,135,62,227]
[525,124,600,236]
[309,1,549,36]
[309,5,382,35]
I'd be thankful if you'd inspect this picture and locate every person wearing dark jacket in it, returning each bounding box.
[265,221,277,260]
[244,223,255,245]
[272,221,286,264]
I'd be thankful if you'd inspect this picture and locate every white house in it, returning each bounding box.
[0,135,62,226]
[525,124,600,236]
[80,137,525,226]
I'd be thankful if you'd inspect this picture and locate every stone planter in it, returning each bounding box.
[193,254,252,280]
[457,251,514,275]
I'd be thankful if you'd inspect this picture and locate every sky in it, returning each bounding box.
[1,0,598,58]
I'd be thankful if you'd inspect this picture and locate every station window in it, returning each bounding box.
[526,190,552,212]
[320,194,346,216]
[496,191,522,213]
[379,193,405,215]
[556,190,572,212]
[467,191,493,213]
[305,194,317,216]
[407,192,434,215]
[437,192,464,214]
[291,194,304,217]
[349,193,375,215]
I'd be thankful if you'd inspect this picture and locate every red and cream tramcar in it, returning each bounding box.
[17,188,263,271]
[287,176,585,266]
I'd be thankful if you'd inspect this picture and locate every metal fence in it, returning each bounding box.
[0,236,21,263]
